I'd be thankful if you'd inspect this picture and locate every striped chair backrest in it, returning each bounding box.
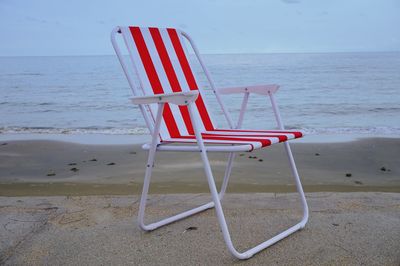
[120,26,215,140]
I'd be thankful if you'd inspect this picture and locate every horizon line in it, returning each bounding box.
[0,50,399,58]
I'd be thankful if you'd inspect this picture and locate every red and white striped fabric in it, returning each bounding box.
[121,26,303,151]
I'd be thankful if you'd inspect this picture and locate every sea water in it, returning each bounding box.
[0,52,399,137]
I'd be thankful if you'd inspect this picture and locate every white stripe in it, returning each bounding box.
[160,29,204,132]
[205,130,297,139]
[164,137,264,149]
[166,136,282,147]
[202,135,281,145]
[174,29,216,128]
[160,29,190,92]
[121,26,170,139]
[161,28,209,132]
[140,28,189,136]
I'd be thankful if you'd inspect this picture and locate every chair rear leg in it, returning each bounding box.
[219,152,235,200]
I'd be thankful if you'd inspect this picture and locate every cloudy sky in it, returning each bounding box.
[0,0,399,56]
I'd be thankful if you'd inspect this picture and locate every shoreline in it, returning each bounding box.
[1,183,399,197]
[0,137,399,196]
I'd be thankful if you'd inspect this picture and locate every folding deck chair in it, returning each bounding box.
[111,26,309,259]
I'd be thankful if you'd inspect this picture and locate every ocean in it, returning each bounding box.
[1,52,399,137]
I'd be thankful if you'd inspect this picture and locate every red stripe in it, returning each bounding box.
[129,27,180,138]
[149,28,194,135]
[167,28,214,131]
[214,129,303,138]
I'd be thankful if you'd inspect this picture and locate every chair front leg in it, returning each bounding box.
[137,103,164,231]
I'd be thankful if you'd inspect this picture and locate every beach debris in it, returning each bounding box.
[47,171,56,176]
[315,153,320,156]
[354,180,363,185]
[89,158,97,162]
[129,151,137,155]
[1,142,7,146]
[380,166,387,172]
[107,162,116,166]
[183,226,198,233]
[68,163,77,166]
[43,207,59,211]
[345,173,352,177]
[248,156,258,159]
[332,223,339,226]
[70,167,79,172]
[258,159,263,162]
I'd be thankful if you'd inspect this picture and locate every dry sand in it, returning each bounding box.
[0,193,399,265]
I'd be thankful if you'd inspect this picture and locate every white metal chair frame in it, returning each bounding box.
[111,27,309,260]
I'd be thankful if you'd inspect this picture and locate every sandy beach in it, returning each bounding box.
[0,137,399,264]
[0,137,399,196]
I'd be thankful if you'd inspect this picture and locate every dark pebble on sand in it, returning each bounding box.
[89,158,97,161]
[68,163,77,166]
[380,166,387,172]
[107,162,116,165]
[346,173,352,177]
[129,151,137,155]
[258,159,263,162]
[354,181,363,185]
[315,153,320,156]
[44,207,58,210]
[185,226,198,231]
[47,171,56,176]
[70,167,79,172]
[332,223,339,226]
[1,142,7,146]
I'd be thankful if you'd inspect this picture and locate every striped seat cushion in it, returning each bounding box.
[162,129,303,151]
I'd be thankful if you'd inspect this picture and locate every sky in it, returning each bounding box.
[0,0,399,56]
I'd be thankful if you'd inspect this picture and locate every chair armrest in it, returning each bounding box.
[218,84,280,95]
[130,91,199,106]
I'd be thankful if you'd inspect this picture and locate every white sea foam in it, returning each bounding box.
[1,126,399,137]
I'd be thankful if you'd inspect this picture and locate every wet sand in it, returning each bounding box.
[0,137,399,196]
